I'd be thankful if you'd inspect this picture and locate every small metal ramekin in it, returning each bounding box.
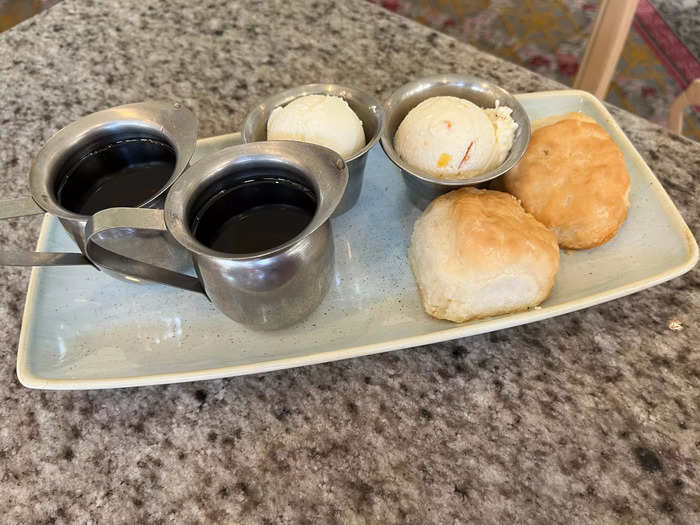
[242,83,384,216]
[380,74,531,209]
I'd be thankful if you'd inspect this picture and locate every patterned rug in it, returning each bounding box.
[370,0,700,141]
[2,0,698,140]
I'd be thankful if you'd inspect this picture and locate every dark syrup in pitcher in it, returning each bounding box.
[56,138,176,215]
[191,176,316,254]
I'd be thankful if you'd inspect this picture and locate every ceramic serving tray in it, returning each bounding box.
[16,90,698,389]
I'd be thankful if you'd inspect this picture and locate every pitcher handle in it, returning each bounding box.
[85,207,204,294]
[0,197,92,266]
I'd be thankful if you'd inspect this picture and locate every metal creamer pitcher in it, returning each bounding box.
[0,101,200,276]
[84,141,348,330]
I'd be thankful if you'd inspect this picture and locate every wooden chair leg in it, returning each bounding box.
[573,0,638,100]
[668,79,700,134]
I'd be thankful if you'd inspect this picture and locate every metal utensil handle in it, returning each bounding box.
[0,196,91,266]
[84,207,204,294]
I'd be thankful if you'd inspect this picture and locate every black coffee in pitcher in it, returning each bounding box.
[55,138,176,215]
[190,173,316,255]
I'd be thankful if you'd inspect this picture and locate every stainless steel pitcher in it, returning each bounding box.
[0,101,200,275]
[83,141,348,330]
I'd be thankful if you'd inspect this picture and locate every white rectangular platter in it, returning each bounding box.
[16,90,698,389]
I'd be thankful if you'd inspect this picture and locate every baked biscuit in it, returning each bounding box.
[409,188,559,323]
[531,111,596,130]
[503,112,630,249]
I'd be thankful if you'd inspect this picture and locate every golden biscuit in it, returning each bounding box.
[531,111,596,130]
[503,114,630,250]
[408,188,559,323]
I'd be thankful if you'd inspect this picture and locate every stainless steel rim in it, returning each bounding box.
[241,83,384,162]
[29,100,198,221]
[163,141,348,261]
[380,74,531,186]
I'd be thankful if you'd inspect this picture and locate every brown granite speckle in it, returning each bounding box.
[0,0,698,523]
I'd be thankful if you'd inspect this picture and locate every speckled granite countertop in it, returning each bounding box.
[0,0,698,523]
